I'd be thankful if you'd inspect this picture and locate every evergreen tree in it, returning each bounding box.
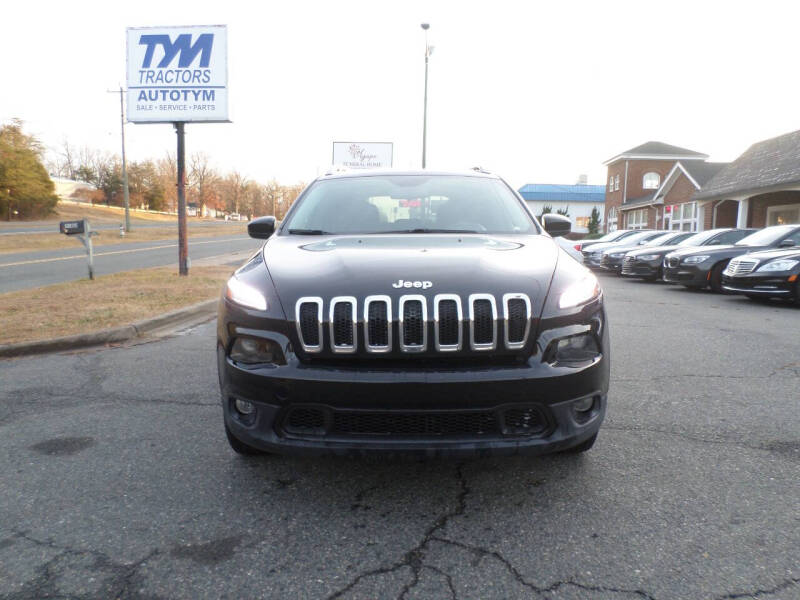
[588,207,602,234]
[0,120,58,220]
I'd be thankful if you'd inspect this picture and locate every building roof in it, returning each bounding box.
[619,192,658,210]
[681,161,728,187]
[694,130,800,201]
[518,183,606,204]
[605,141,709,165]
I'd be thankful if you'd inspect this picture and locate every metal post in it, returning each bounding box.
[119,87,131,232]
[175,122,189,276]
[78,219,94,280]
[421,23,430,169]
[86,220,94,280]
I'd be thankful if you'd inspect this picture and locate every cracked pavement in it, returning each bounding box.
[1,275,798,599]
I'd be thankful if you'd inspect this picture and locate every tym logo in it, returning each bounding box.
[392,279,433,289]
[139,34,214,68]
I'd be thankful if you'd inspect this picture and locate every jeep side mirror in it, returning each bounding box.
[248,216,276,239]
[541,213,571,238]
[778,238,796,248]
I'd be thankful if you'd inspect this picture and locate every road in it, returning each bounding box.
[0,220,245,236]
[0,276,798,599]
[0,234,260,292]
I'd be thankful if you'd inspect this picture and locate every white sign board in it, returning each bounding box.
[126,25,228,123]
[332,142,393,169]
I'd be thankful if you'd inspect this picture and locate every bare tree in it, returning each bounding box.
[220,171,248,214]
[189,152,219,209]
[155,153,177,212]
[59,140,77,179]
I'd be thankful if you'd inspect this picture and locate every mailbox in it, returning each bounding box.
[60,220,86,235]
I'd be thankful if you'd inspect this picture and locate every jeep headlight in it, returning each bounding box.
[636,254,660,261]
[559,273,601,309]
[225,276,268,311]
[683,255,710,264]
[756,259,799,272]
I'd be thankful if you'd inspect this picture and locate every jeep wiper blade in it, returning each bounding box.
[287,228,331,235]
[380,228,480,234]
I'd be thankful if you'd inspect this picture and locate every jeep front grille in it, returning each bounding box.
[329,296,357,353]
[295,293,531,354]
[503,294,531,349]
[433,294,462,351]
[364,295,391,352]
[470,295,496,349]
[280,404,549,438]
[296,297,323,352]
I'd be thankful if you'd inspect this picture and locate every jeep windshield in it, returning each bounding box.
[283,174,537,235]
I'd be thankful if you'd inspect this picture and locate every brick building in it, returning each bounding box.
[602,142,711,232]
[653,161,730,231]
[694,129,800,229]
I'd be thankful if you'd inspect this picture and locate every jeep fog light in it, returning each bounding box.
[545,333,600,365]
[230,337,285,365]
[234,398,255,415]
[574,397,594,412]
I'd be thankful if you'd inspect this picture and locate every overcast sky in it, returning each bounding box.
[3,0,800,190]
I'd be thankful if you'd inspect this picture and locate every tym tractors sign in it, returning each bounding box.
[126,25,228,123]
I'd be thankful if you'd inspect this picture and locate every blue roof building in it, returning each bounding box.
[518,183,606,233]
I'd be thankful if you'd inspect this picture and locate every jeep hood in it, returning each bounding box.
[263,234,560,317]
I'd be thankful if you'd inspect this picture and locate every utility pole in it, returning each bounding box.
[421,23,430,169]
[175,122,188,276]
[108,87,131,231]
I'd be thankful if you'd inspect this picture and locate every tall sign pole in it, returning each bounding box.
[126,24,229,276]
[175,122,188,275]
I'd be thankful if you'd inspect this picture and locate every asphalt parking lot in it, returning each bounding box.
[1,275,798,600]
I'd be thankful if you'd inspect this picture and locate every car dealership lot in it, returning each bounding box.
[0,275,798,600]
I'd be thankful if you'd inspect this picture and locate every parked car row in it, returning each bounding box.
[573,225,800,304]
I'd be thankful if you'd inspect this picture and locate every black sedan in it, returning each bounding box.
[576,229,639,252]
[722,247,800,304]
[582,230,659,268]
[599,231,693,273]
[621,228,754,281]
[663,224,800,292]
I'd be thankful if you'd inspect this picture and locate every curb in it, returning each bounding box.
[0,299,218,359]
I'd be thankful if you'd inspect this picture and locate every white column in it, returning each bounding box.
[695,201,705,232]
[736,198,749,228]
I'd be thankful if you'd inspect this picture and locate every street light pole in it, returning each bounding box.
[421,23,430,169]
